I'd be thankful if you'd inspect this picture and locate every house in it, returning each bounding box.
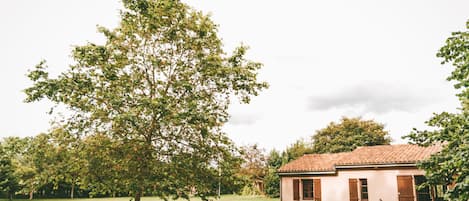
[278,144,446,201]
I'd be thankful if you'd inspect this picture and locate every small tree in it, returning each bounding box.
[81,134,125,197]
[2,137,38,200]
[238,144,267,195]
[215,148,246,195]
[265,141,313,198]
[47,128,85,199]
[264,150,282,198]
[28,134,56,198]
[0,141,20,201]
[312,117,391,153]
[281,139,313,164]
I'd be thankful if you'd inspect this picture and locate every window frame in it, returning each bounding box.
[359,178,368,201]
[414,175,431,201]
[302,179,314,200]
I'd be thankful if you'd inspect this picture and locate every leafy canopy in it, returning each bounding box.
[311,117,391,153]
[281,139,313,163]
[0,141,20,201]
[24,0,267,200]
[263,140,313,198]
[264,150,282,198]
[405,20,469,201]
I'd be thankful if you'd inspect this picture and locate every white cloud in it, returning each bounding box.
[308,82,446,114]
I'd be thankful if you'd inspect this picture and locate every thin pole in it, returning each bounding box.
[218,165,221,199]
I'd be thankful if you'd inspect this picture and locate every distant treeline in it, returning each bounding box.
[0,117,391,200]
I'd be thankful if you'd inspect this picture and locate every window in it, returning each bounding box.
[350,178,368,201]
[414,176,431,201]
[434,185,447,201]
[359,179,368,200]
[302,179,314,200]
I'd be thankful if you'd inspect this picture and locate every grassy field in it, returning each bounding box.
[0,195,279,201]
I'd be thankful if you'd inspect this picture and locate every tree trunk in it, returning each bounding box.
[71,182,75,199]
[135,191,142,201]
[8,192,13,201]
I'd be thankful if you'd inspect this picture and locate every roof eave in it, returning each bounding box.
[335,163,417,169]
[277,170,337,176]
[278,163,419,175]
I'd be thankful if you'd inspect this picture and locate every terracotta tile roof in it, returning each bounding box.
[335,144,441,166]
[278,144,441,173]
[278,152,349,173]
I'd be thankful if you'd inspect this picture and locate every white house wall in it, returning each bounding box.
[281,168,425,201]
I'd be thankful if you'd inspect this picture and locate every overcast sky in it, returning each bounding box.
[1,0,468,151]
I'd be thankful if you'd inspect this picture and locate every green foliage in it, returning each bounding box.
[215,148,247,195]
[27,134,57,198]
[81,134,125,197]
[240,185,263,196]
[0,134,92,200]
[437,20,469,105]
[24,0,267,200]
[238,145,267,196]
[0,140,21,201]
[405,19,469,201]
[263,169,279,198]
[311,117,391,153]
[47,128,86,199]
[239,145,267,181]
[281,139,313,164]
[266,150,282,170]
[3,136,37,200]
[0,194,279,201]
[263,150,281,198]
[0,134,251,199]
[264,142,312,198]
[263,141,313,198]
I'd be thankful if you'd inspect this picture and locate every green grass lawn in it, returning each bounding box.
[0,195,279,201]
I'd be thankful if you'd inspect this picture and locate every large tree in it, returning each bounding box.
[405,20,469,200]
[311,117,391,153]
[24,0,267,200]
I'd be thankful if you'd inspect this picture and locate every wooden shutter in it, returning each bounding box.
[349,179,359,201]
[293,179,300,200]
[313,179,321,201]
[397,176,415,201]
